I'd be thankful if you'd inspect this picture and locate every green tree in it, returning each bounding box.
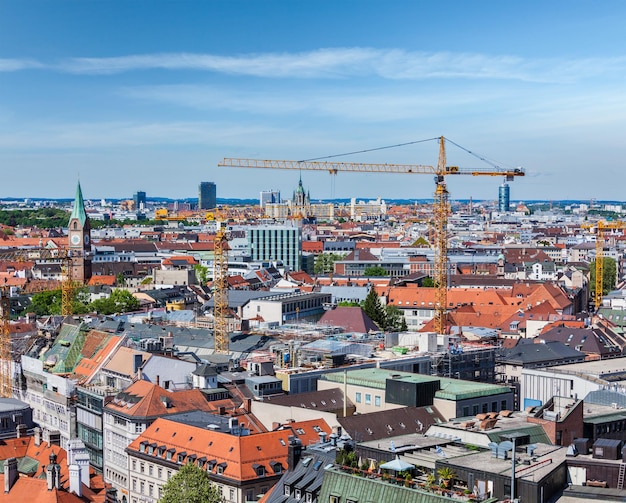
[194,264,209,284]
[314,252,344,275]
[30,287,90,315]
[30,289,62,315]
[590,257,617,296]
[422,277,434,288]
[89,289,139,315]
[362,288,385,329]
[160,463,222,503]
[383,304,404,331]
[363,265,387,276]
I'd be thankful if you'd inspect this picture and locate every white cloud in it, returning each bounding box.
[0,58,45,72]
[54,49,626,83]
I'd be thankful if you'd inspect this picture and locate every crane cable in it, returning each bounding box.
[300,136,517,171]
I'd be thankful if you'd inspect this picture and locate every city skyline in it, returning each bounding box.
[2,1,626,201]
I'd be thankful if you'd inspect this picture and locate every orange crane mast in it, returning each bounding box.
[582,220,626,310]
[219,136,524,334]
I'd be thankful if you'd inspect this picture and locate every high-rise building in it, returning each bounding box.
[498,182,510,212]
[247,224,302,272]
[198,182,217,210]
[133,191,146,210]
[260,190,281,208]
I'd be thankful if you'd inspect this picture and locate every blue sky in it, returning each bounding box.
[2,1,626,202]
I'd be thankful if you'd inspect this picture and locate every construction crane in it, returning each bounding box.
[219,136,524,334]
[0,287,11,397]
[210,209,230,354]
[582,220,626,310]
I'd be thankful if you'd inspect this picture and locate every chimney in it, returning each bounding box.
[16,424,26,438]
[69,464,82,497]
[34,427,42,446]
[287,436,303,470]
[156,375,160,386]
[54,463,61,490]
[46,454,56,491]
[4,457,17,493]
[133,353,143,375]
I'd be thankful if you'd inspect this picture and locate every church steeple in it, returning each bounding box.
[69,181,88,226]
[68,181,91,283]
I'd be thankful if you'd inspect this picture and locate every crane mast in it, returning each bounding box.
[583,220,626,310]
[213,213,230,354]
[0,288,11,398]
[219,136,524,335]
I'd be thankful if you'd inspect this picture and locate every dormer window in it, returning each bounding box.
[284,485,290,496]
[139,441,148,453]
[270,461,283,474]
[253,464,265,477]
[217,462,227,474]
[177,452,187,464]
[166,448,175,461]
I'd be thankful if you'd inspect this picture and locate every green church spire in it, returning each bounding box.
[69,181,88,226]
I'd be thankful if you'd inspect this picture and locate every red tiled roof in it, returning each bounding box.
[318,306,379,333]
[127,416,330,483]
[105,380,212,419]
[87,275,116,286]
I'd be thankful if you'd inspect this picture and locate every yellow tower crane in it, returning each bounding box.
[583,220,626,310]
[0,287,12,398]
[211,209,230,354]
[219,136,524,334]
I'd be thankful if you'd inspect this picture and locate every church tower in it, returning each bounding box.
[67,181,92,283]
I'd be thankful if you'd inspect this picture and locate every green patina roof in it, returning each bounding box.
[321,368,510,400]
[69,181,88,226]
[485,425,550,445]
[434,378,512,401]
[321,368,438,389]
[319,468,498,503]
[0,456,40,475]
[584,411,626,424]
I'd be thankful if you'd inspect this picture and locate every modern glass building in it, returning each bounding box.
[198,181,217,210]
[498,182,510,212]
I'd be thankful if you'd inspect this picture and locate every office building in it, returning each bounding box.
[247,224,302,272]
[133,191,146,210]
[260,190,281,208]
[498,182,510,212]
[198,182,217,210]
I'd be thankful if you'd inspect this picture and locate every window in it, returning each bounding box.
[330,496,340,503]
[482,403,488,413]
[284,486,291,496]
[158,467,162,479]
[374,396,381,407]
[365,394,371,405]
[140,481,144,494]
[355,392,361,403]
[140,463,144,473]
